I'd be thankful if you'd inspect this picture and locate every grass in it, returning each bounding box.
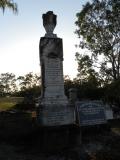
[0,102,16,111]
[111,127,120,135]
[0,97,24,103]
[0,97,24,111]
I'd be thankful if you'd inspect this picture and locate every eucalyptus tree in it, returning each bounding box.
[17,72,41,91]
[75,0,120,82]
[0,72,17,95]
[0,0,17,13]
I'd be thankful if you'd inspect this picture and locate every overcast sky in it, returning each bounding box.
[0,0,89,79]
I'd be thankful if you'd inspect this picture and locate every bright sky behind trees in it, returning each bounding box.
[0,0,89,79]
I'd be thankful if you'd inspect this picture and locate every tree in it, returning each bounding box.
[0,0,17,13]
[0,72,17,95]
[75,52,100,86]
[64,75,74,97]
[17,72,41,92]
[75,0,120,82]
[0,83,4,96]
[105,79,120,106]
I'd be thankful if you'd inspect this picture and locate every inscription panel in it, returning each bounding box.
[45,58,63,85]
[76,101,106,126]
[44,58,65,97]
[38,106,75,126]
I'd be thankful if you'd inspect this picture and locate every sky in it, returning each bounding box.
[0,0,89,79]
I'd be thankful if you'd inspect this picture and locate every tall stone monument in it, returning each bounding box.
[38,11,75,126]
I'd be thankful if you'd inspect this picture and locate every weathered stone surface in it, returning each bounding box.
[40,37,68,106]
[37,105,75,126]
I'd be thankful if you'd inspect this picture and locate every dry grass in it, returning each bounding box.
[0,97,23,111]
[111,127,120,136]
[0,102,16,111]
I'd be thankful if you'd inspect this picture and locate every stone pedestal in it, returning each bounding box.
[37,105,75,126]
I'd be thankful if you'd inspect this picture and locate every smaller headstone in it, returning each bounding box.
[76,101,106,126]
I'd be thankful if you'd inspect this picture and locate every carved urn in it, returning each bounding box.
[42,11,57,37]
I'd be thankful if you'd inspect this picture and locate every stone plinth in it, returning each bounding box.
[37,105,75,126]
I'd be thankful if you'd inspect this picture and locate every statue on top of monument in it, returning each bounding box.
[42,11,57,38]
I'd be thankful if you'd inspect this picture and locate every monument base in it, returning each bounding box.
[36,125,81,152]
[35,104,81,151]
[37,104,75,126]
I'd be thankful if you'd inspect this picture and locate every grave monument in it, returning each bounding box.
[37,11,75,126]
[35,11,109,150]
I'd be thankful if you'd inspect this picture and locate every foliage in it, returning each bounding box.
[64,75,74,97]
[73,77,105,100]
[0,73,17,95]
[17,72,41,97]
[17,72,41,91]
[75,52,100,86]
[64,75,104,100]
[16,86,41,97]
[0,0,17,13]
[75,52,102,100]
[75,0,120,82]
[104,79,120,106]
[0,72,41,98]
[0,72,119,106]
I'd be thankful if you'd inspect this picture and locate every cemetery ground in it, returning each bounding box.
[0,97,120,160]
